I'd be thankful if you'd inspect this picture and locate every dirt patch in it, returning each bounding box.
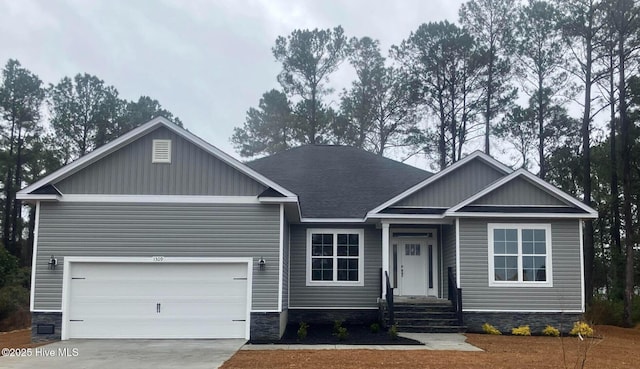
[252,324,421,345]
[0,329,52,353]
[222,325,639,369]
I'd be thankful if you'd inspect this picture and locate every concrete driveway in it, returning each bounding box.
[0,339,245,369]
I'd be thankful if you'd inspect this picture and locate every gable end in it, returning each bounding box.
[53,126,267,196]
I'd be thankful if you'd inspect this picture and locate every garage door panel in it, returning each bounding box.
[66,261,249,339]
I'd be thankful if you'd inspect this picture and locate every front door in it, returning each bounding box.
[398,237,438,297]
[401,240,426,295]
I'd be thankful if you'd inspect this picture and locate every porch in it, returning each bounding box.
[379,223,464,332]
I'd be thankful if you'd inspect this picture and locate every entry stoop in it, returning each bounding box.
[386,298,466,333]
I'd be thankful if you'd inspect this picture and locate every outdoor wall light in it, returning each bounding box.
[48,255,58,270]
[258,257,266,271]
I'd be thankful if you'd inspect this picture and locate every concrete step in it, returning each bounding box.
[393,311,457,319]
[397,325,467,333]
[394,318,459,327]
[392,303,454,312]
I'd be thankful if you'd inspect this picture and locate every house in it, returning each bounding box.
[18,117,597,341]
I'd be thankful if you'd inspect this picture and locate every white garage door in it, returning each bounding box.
[65,261,249,339]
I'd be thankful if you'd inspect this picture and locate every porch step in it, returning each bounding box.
[398,325,467,333]
[383,299,465,333]
[394,311,457,319]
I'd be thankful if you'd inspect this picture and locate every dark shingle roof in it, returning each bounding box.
[247,145,432,219]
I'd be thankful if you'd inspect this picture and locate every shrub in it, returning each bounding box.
[297,322,308,340]
[569,321,594,337]
[0,248,19,288]
[542,325,560,337]
[586,296,640,326]
[333,319,344,333]
[482,323,502,335]
[0,285,29,320]
[370,322,380,333]
[334,326,349,341]
[511,325,531,336]
[388,324,398,340]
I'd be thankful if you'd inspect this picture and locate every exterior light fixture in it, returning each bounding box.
[258,257,266,271]
[48,255,58,270]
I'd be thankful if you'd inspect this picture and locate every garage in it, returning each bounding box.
[61,258,251,339]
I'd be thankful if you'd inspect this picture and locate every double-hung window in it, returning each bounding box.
[306,229,364,286]
[488,224,552,287]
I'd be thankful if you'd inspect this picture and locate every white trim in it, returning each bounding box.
[61,256,253,340]
[259,197,298,203]
[16,193,60,200]
[288,306,378,310]
[377,218,454,225]
[250,310,282,313]
[452,212,596,219]
[32,309,62,313]
[439,224,444,298]
[455,218,461,287]
[381,223,390,296]
[367,151,513,216]
[58,194,261,203]
[487,223,553,288]
[464,309,584,313]
[300,217,366,223]
[367,214,445,219]
[579,220,585,312]
[18,117,297,199]
[287,223,291,310]
[305,228,365,287]
[29,201,40,312]
[277,204,284,312]
[446,169,598,218]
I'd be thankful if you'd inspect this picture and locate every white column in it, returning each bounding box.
[381,222,390,297]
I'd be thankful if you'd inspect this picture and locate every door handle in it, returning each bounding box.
[157,303,161,313]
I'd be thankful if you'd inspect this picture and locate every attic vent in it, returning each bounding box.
[152,139,172,163]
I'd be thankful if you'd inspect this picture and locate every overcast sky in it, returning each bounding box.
[0,0,466,168]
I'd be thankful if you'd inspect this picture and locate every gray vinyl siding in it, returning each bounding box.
[282,219,290,310]
[458,218,582,311]
[54,127,266,196]
[34,202,280,311]
[289,224,381,308]
[442,224,457,299]
[473,177,567,206]
[397,160,505,207]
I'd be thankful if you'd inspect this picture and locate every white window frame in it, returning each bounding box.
[306,228,365,287]
[152,139,172,163]
[487,223,553,287]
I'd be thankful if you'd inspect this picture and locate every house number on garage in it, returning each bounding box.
[152,256,165,262]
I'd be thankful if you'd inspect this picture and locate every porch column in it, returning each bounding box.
[381,222,390,297]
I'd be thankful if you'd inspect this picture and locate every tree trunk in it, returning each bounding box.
[26,205,36,267]
[10,133,23,259]
[609,49,623,300]
[537,81,545,180]
[2,117,16,253]
[618,18,634,328]
[581,21,594,306]
[485,47,494,156]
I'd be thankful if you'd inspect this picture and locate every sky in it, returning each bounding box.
[0,0,466,168]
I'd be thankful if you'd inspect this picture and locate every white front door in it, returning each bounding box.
[399,237,438,297]
[400,240,426,295]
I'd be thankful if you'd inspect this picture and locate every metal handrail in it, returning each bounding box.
[448,267,463,326]
[385,270,394,326]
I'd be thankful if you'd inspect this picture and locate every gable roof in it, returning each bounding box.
[247,145,432,219]
[17,117,297,200]
[446,169,598,218]
[367,151,513,217]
